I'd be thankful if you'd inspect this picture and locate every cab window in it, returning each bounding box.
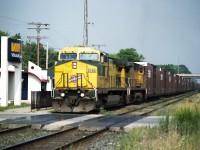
[60,53,77,60]
[79,53,98,60]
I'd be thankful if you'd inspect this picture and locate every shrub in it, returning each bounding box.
[159,114,170,133]
[173,105,200,135]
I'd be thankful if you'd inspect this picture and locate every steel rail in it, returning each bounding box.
[0,125,31,136]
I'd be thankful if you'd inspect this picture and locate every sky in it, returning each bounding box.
[0,0,200,74]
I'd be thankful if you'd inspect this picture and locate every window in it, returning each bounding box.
[60,53,77,60]
[79,53,98,60]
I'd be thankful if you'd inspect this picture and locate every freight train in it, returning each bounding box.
[51,46,199,112]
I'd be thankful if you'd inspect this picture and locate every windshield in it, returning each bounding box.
[79,53,98,60]
[60,53,77,60]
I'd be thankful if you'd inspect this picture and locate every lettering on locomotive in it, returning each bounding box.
[69,74,81,83]
[87,68,96,73]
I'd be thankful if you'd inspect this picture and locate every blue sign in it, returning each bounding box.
[7,38,22,62]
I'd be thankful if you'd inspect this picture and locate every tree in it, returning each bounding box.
[0,30,21,39]
[11,33,21,40]
[108,53,119,59]
[22,42,57,70]
[110,48,145,62]
[0,30,10,36]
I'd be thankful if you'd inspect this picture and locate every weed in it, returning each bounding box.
[0,103,30,112]
[173,105,200,135]
[159,114,170,133]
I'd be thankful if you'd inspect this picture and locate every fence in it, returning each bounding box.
[31,91,52,111]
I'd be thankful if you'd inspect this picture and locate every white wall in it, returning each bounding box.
[0,73,1,100]
[1,37,22,106]
[27,61,42,102]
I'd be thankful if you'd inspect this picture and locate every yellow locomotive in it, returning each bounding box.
[51,46,146,112]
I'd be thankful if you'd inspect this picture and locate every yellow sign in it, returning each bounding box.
[11,43,21,53]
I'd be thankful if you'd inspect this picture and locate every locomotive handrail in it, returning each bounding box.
[54,72,69,88]
[82,74,98,101]
[54,72,64,88]
[120,77,127,87]
[82,73,95,89]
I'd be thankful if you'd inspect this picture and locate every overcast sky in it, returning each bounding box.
[0,0,200,73]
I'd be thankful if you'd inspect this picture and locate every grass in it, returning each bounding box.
[99,107,117,115]
[115,94,200,150]
[152,93,200,116]
[174,105,200,135]
[0,103,30,112]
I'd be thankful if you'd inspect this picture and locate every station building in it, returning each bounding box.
[0,36,52,106]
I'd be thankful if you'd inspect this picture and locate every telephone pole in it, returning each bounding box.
[83,0,93,47]
[27,22,50,66]
[83,0,88,46]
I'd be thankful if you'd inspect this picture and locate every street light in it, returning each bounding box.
[178,57,180,74]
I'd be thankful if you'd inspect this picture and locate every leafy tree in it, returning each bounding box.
[11,33,21,40]
[0,30,10,36]
[110,48,145,62]
[22,42,37,70]
[0,30,21,39]
[39,43,58,69]
[22,42,57,70]
[178,65,191,74]
[108,53,119,58]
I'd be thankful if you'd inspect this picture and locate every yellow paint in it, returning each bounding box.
[121,67,126,88]
[11,43,21,53]
[54,60,97,89]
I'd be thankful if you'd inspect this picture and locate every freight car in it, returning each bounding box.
[51,46,146,112]
[51,46,198,112]
[135,62,197,98]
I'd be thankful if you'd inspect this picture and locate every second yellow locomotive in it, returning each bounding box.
[51,46,146,112]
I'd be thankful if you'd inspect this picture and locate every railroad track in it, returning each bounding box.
[116,92,195,116]
[0,125,31,136]
[1,92,195,150]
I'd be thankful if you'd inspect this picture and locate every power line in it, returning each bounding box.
[0,15,28,23]
[27,22,50,66]
[92,44,106,50]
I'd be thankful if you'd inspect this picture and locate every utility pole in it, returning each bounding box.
[178,57,180,74]
[27,22,50,66]
[46,42,48,69]
[83,0,88,46]
[83,0,93,47]
[92,44,106,50]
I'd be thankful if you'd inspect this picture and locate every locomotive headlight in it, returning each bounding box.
[72,62,77,69]
[80,93,85,97]
[60,93,65,97]
[77,90,81,94]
